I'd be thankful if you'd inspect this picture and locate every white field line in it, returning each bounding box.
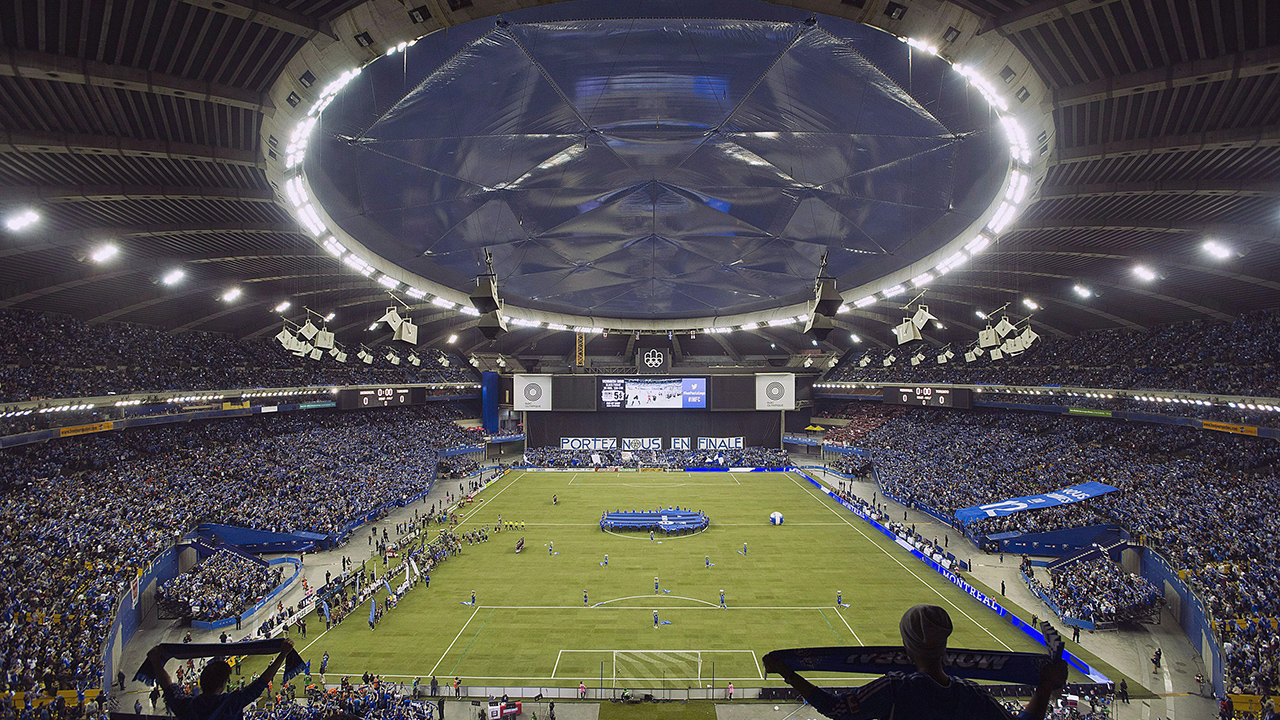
[429,606,480,676]
[784,473,1013,651]
[456,472,526,529]
[833,607,863,645]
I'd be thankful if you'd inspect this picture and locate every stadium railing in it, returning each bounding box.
[814,382,1280,438]
[191,557,302,631]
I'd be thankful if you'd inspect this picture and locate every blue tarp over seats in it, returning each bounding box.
[198,523,332,553]
[601,508,709,534]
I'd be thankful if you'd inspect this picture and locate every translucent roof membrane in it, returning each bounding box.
[307,0,1006,319]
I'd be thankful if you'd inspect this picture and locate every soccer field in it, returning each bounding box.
[297,470,1044,688]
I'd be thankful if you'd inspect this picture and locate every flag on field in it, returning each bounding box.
[659,621,672,625]
[368,599,376,625]
[321,600,331,623]
[409,559,421,578]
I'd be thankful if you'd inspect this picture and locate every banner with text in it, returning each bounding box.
[1200,420,1259,436]
[59,421,115,438]
[621,437,662,451]
[560,437,618,451]
[955,481,1119,526]
[698,436,744,450]
[670,437,690,450]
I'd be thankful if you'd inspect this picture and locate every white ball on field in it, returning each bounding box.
[773,707,779,712]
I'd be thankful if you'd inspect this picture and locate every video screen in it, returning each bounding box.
[600,377,707,409]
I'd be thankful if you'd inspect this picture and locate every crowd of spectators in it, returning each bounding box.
[519,446,789,468]
[817,404,905,446]
[823,308,1280,395]
[1022,556,1162,626]
[1220,618,1280,698]
[0,404,478,695]
[156,550,283,621]
[834,404,1279,695]
[437,455,481,478]
[0,309,478,402]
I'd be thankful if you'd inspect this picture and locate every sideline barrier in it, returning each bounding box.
[191,557,302,631]
[1141,548,1224,697]
[791,468,1111,686]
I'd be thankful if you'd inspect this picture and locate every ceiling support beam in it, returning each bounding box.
[936,282,1146,330]
[1051,124,1280,165]
[984,247,1280,293]
[86,272,343,323]
[170,281,379,333]
[176,0,335,40]
[0,184,277,204]
[0,48,275,115]
[0,130,262,167]
[1053,46,1280,108]
[829,319,891,350]
[746,329,796,355]
[986,0,1125,35]
[0,223,303,259]
[708,332,743,361]
[944,269,1233,322]
[1037,179,1280,200]
[1010,219,1279,243]
[0,252,340,311]
[0,266,139,309]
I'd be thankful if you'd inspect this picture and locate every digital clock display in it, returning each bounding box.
[337,387,414,409]
[882,386,971,409]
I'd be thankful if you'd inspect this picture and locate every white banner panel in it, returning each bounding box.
[514,374,552,411]
[755,373,796,410]
[560,437,618,451]
[621,437,662,451]
[698,436,744,450]
[670,437,691,450]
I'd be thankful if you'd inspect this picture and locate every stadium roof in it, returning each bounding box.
[0,0,1277,361]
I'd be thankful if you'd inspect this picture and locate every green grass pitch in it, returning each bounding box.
[294,470,1046,689]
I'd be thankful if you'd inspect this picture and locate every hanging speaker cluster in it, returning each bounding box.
[894,305,936,345]
[378,306,420,345]
[970,305,1039,362]
[804,255,840,342]
[275,311,347,362]
[471,251,508,341]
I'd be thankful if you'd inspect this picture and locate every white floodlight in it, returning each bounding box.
[1203,240,1233,259]
[221,287,242,302]
[91,244,119,263]
[4,209,39,231]
[1133,265,1157,282]
[275,301,291,313]
[161,269,185,286]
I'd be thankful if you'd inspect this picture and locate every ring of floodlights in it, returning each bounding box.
[280,16,1038,337]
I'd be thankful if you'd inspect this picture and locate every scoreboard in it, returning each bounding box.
[337,387,415,410]
[882,386,971,409]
